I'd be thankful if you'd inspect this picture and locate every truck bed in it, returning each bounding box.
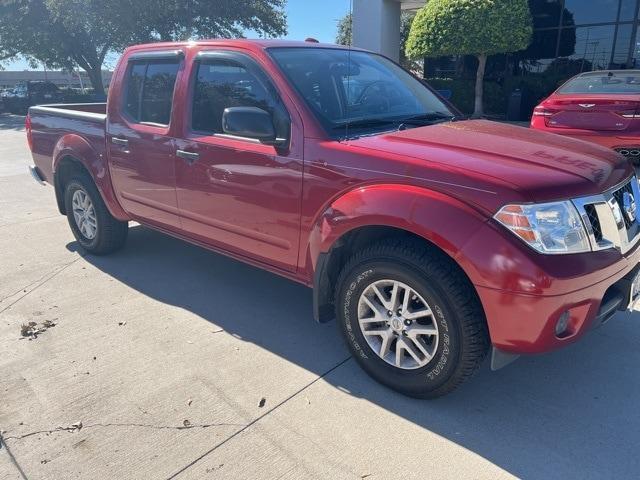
[28,103,107,184]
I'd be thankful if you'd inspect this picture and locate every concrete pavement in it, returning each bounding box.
[1,113,639,479]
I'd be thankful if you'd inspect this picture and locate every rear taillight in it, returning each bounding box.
[25,114,33,151]
[533,106,555,117]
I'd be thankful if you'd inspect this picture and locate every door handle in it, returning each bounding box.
[111,137,129,146]
[176,150,200,165]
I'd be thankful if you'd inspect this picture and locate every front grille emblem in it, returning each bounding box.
[623,191,637,223]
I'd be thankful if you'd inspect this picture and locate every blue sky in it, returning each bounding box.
[3,0,352,70]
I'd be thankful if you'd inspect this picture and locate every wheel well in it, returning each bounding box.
[313,225,476,323]
[54,156,91,215]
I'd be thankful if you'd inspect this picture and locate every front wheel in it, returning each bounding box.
[335,240,489,398]
[64,173,128,255]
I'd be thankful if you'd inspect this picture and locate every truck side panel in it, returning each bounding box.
[29,105,129,220]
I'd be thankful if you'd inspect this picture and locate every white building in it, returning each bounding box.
[352,0,426,61]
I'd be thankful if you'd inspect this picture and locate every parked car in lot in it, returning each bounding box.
[26,40,640,398]
[4,80,64,114]
[531,70,640,163]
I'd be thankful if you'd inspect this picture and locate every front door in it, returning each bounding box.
[175,51,302,273]
[107,51,183,230]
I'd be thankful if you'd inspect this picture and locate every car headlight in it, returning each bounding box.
[494,201,591,254]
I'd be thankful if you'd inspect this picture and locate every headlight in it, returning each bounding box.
[494,201,590,254]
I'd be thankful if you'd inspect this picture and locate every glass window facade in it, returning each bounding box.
[424,0,640,118]
[524,0,640,70]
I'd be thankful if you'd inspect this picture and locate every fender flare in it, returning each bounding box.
[52,134,128,220]
[307,184,489,322]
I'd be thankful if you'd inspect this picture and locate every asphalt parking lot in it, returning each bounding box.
[1,112,639,480]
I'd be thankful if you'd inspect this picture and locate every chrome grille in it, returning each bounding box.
[583,204,603,242]
[573,176,640,254]
[612,180,635,229]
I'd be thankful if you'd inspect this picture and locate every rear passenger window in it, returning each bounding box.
[123,59,180,125]
[191,58,289,139]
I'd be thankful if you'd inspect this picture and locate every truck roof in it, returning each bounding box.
[125,38,363,54]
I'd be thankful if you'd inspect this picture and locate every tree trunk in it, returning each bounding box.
[473,54,487,118]
[85,66,105,96]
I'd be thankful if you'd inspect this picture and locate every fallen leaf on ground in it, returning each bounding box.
[258,398,266,408]
[20,319,57,339]
[118,321,126,326]
[183,419,192,428]
[187,399,192,406]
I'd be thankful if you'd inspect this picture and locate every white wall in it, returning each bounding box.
[353,0,402,61]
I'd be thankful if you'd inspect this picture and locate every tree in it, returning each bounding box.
[133,0,287,42]
[406,0,532,117]
[0,0,287,93]
[335,13,352,46]
[335,11,418,71]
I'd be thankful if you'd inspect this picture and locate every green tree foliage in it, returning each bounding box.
[335,12,352,46]
[0,0,287,93]
[134,0,287,42]
[406,0,532,116]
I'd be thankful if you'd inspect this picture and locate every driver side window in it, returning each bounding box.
[191,58,289,139]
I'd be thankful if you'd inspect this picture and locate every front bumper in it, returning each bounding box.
[458,205,640,355]
[475,244,640,355]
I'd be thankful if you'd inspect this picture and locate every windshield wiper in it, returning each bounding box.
[398,112,463,127]
[332,118,399,130]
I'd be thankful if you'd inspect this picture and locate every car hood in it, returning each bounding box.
[348,120,632,205]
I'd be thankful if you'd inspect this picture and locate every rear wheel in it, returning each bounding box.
[335,239,489,398]
[64,173,128,255]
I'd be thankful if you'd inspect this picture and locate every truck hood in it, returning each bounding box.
[348,120,632,204]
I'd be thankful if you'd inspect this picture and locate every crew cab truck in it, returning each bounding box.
[27,40,640,398]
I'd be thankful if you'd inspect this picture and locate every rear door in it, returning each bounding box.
[107,50,184,230]
[174,50,303,273]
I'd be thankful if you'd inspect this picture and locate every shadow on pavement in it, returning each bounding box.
[0,113,26,131]
[71,225,640,480]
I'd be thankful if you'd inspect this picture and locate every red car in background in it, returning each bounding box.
[531,70,640,163]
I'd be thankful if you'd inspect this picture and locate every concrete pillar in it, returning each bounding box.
[353,0,402,61]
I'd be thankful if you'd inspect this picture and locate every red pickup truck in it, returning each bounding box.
[27,40,640,398]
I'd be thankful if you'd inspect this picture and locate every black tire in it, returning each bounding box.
[335,239,489,398]
[64,173,128,255]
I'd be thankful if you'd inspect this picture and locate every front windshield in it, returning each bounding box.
[268,47,455,137]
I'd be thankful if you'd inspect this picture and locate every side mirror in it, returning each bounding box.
[222,107,280,145]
